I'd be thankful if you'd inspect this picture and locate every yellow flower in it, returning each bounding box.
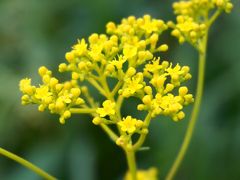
[141,15,166,35]
[58,91,72,104]
[122,73,144,97]
[73,39,87,56]
[150,74,166,89]
[118,116,138,134]
[19,78,34,95]
[96,100,116,117]
[144,58,163,75]
[157,93,183,114]
[166,63,181,81]
[123,45,138,59]
[110,55,127,69]
[35,86,51,100]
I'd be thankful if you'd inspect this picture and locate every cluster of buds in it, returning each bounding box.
[20,66,85,124]
[169,0,233,47]
[168,16,207,44]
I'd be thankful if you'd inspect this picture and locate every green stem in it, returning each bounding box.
[165,31,208,180]
[100,124,119,142]
[70,108,96,114]
[0,147,57,180]
[86,77,107,97]
[82,89,98,108]
[125,149,137,180]
[208,9,222,27]
[111,81,123,97]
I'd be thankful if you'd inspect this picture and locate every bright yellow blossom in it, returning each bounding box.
[96,100,116,117]
[121,73,144,98]
[19,78,35,95]
[118,116,139,134]
[169,0,233,46]
[34,86,51,100]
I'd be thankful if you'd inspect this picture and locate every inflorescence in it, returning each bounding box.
[18,0,234,178]
[19,14,194,177]
[168,0,233,49]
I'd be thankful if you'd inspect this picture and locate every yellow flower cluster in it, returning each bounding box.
[106,15,168,49]
[125,167,158,180]
[138,59,193,121]
[20,15,193,127]
[168,16,207,44]
[20,66,85,124]
[19,14,196,180]
[173,0,233,17]
[58,15,169,84]
[169,0,233,46]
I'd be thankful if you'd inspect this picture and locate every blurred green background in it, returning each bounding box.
[0,0,239,179]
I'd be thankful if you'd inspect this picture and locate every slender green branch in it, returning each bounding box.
[165,31,208,180]
[208,9,222,27]
[0,147,57,180]
[133,112,152,151]
[82,91,98,108]
[125,149,137,180]
[70,108,96,114]
[100,124,119,142]
[111,81,123,97]
[86,77,107,97]
[99,75,114,101]
[116,95,124,114]
[133,134,147,151]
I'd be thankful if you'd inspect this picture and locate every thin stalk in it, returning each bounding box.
[133,112,152,151]
[165,31,208,180]
[0,147,57,180]
[100,124,119,142]
[125,149,137,180]
[86,77,107,97]
[111,81,123,97]
[208,9,222,27]
[70,108,96,114]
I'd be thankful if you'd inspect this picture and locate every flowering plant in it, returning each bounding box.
[0,0,233,179]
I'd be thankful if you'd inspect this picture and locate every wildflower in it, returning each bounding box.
[20,15,193,127]
[73,39,88,56]
[20,67,85,124]
[169,0,233,46]
[118,116,140,134]
[96,100,116,117]
[19,78,35,95]
[121,73,144,98]
[123,45,138,59]
[113,56,127,69]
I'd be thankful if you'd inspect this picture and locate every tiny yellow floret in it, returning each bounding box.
[96,100,116,117]
[118,116,138,134]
